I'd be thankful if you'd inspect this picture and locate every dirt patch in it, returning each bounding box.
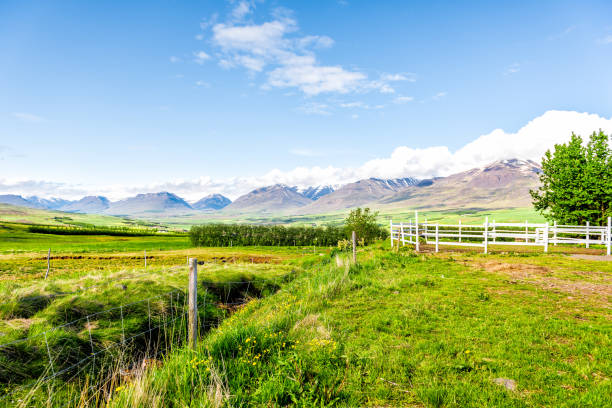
[570,254,612,262]
[474,260,612,300]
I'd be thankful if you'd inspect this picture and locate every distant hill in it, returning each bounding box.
[301,177,420,213]
[224,184,313,213]
[192,194,231,210]
[27,196,74,210]
[299,185,335,201]
[380,159,541,209]
[61,196,110,213]
[0,194,47,209]
[106,192,193,215]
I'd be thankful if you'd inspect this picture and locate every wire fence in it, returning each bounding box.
[0,272,286,408]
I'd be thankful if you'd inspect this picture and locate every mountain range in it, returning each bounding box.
[0,159,542,217]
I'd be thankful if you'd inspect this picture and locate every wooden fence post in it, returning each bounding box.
[45,248,50,279]
[188,258,198,349]
[415,211,420,252]
[607,217,611,256]
[544,222,549,253]
[352,231,356,263]
[586,221,590,248]
[484,217,489,254]
[435,224,439,253]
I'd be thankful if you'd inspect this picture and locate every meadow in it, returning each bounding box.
[0,221,609,407]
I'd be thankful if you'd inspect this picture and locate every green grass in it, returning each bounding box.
[0,222,190,255]
[108,245,610,407]
[0,246,301,407]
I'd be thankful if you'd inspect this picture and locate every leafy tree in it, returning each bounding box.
[530,130,612,225]
[343,207,387,244]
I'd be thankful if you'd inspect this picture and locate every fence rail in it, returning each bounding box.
[390,212,612,255]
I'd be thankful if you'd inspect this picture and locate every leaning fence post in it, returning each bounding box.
[435,224,439,253]
[415,211,420,252]
[544,222,549,253]
[352,231,356,263]
[607,217,611,256]
[45,248,51,279]
[586,221,590,248]
[189,258,198,349]
[484,217,489,254]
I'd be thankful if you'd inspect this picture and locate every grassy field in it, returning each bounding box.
[106,243,610,407]
[0,226,609,407]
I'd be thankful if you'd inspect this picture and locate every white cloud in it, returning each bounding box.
[169,56,181,63]
[12,112,44,123]
[432,91,447,100]
[197,6,411,96]
[193,51,210,64]
[598,35,612,44]
[231,0,254,21]
[381,73,416,82]
[6,111,609,201]
[393,96,414,104]
[289,148,322,157]
[504,63,520,75]
[296,102,331,115]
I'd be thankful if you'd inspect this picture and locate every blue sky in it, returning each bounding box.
[1,0,612,200]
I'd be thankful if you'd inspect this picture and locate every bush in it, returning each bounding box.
[189,224,345,247]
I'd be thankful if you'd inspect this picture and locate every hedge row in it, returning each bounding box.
[189,224,346,247]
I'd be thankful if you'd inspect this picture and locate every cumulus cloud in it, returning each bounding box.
[3,111,611,201]
[193,51,210,64]
[196,4,409,96]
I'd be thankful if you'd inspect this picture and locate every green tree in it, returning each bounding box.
[344,207,386,244]
[530,130,612,225]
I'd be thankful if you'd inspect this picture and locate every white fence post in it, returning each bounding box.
[390,220,394,248]
[493,220,497,243]
[553,221,557,246]
[435,223,439,253]
[458,220,462,243]
[607,217,611,256]
[415,211,420,252]
[586,221,590,248]
[484,217,489,254]
[399,222,404,247]
[544,222,549,253]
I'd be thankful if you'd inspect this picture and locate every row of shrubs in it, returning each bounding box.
[189,224,351,247]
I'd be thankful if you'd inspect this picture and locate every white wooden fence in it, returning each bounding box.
[390,212,612,255]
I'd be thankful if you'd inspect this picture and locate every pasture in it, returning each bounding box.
[0,226,609,407]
